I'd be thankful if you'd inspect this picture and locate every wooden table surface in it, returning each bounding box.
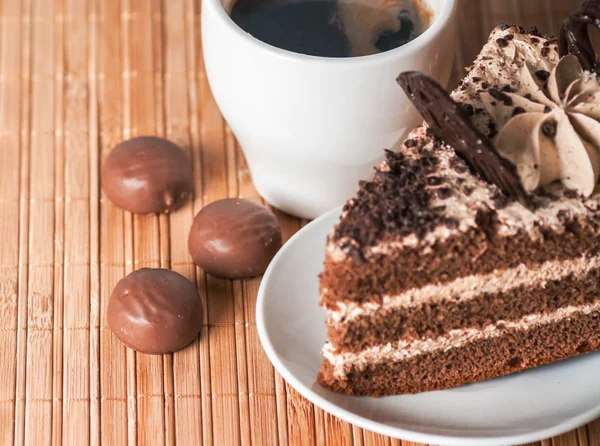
[0,0,598,445]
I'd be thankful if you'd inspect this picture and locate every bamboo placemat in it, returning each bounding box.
[0,0,599,445]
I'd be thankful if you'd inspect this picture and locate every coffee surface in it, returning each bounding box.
[229,0,432,57]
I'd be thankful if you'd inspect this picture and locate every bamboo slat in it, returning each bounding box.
[122,1,166,445]
[98,0,129,443]
[51,1,65,444]
[13,1,31,443]
[62,0,93,443]
[0,0,22,445]
[162,1,204,446]
[23,1,55,444]
[0,0,598,445]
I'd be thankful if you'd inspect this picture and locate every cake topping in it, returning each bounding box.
[333,146,441,247]
[482,55,600,196]
[559,0,600,75]
[397,71,529,205]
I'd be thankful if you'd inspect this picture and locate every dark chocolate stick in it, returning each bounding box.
[559,0,600,75]
[397,71,529,206]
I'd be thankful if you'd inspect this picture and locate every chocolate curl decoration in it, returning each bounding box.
[559,0,600,75]
[397,71,529,206]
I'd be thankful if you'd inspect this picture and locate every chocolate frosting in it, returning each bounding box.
[483,55,600,197]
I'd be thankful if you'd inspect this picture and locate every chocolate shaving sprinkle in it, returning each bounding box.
[339,241,366,264]
[564,189,579,199]
[462,103,475,116]
[512,106,526,116]
[427,176,443,186]
[499,23,511,31]
[374,169,395,181]
[492,191,510,209]
[436,187,453,199]
[559,0,600,74]
[488,122,498,139]
[501,84,513,92]
[528,26,542,37]
[397,71,529,205]
[449,157,470,174]
[541,47,551,57]
[504,34,514,41]
[542,120,558,137]
[445,218,459,229]
[481,81,490,89]
[488,88,513,106]
[544,106,552,113]
[496,38,509,47]
[404,139,418,148]
[333,149,444,247]
[531,37,540,44]
[535,70,550,81]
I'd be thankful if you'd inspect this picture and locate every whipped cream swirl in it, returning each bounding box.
[482,55,600,197]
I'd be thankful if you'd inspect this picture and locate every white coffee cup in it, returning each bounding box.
[202,0,458,219]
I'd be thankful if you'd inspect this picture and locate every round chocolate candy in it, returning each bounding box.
[188,198,282,279]
[102,136,194,214]
[107,268,203,354]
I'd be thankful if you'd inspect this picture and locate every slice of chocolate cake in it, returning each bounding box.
[318,16,600,396]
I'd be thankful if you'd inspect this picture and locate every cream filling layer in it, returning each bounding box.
[322,301,600,378]
[327,254,600,323]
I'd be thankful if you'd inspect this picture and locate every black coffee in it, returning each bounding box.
[229,0,432,58]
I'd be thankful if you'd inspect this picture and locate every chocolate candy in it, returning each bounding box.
[397,71,529,206]
[188,198,282,279]
[102,136,194,214]
[107,268,203,354]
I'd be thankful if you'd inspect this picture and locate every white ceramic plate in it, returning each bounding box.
[257,207,600,446]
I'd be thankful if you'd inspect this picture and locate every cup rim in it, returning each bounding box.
[203,0,457,64]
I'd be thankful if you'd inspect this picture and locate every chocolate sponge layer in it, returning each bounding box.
[321,221,600,309]
[327,267,600,352]
[318,309,600,396]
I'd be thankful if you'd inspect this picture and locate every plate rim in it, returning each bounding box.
[256,206,600,446]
